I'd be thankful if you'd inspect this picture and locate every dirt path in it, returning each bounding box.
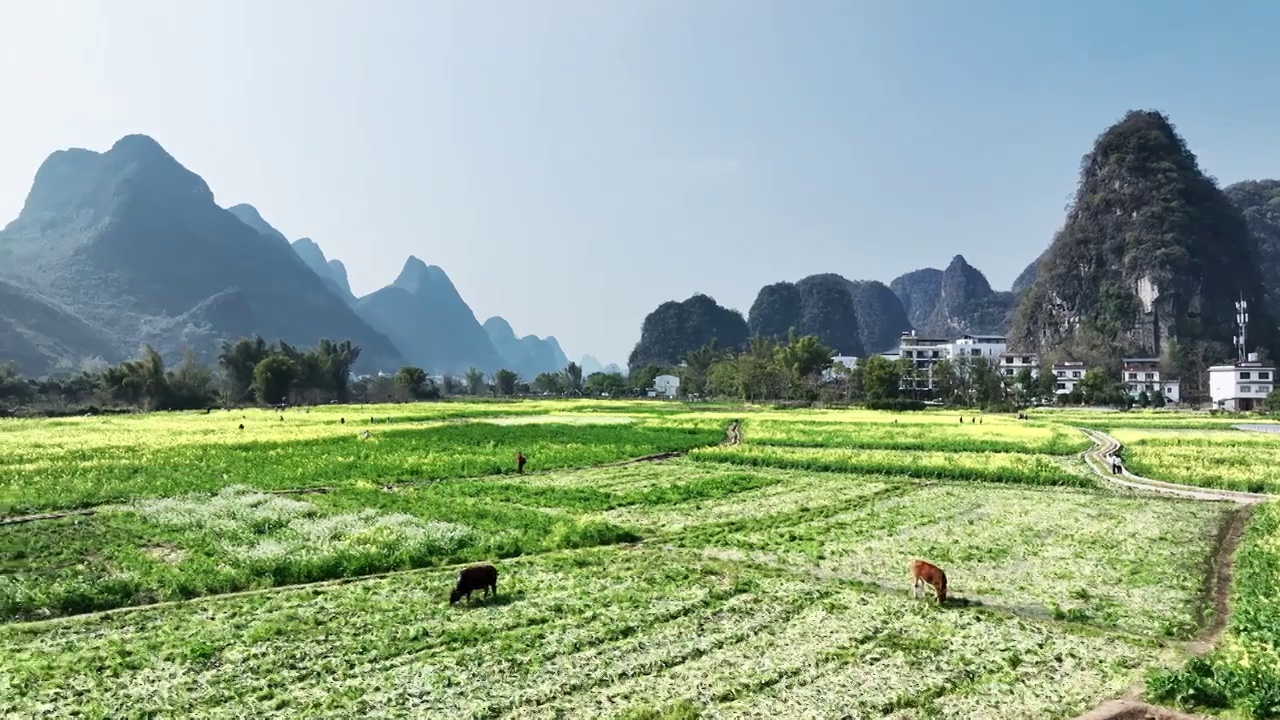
[1079,428,1271,504]
[1074,427,1261,719]
[1188,505,1249,657]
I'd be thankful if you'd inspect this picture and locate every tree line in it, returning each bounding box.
[0,336,648,413]
[6,330,1274,414]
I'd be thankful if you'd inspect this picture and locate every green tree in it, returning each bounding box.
[931,359,959,404]
[166,347,216,409]
[102,344,169,410]
[1138,390,1150,407]
[217,336,270,403]
[862,354,901,401]
[532,372,564,394]
[1079,368,1111,405]
[494,368,519,396]
[773,330,833,381]
[584,372,627,396]
[313,339,362,401]
[561,362,584,393]
[1013,367,1035,405]
[394,366,432,400]
[441,374,463,396]
[734,336,788,401]
[253,354,299,405]
[464,367,487,395]
[1264,387,1280,414]
[680,340,726,397]
[1037,366,1059,400]
[705,360,741,398]
[0,363,32,404]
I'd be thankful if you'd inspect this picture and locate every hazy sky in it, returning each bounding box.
[3,1,1280,365]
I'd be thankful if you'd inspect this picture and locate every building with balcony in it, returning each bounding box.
[951,335,1008,361]
[999,352,1039,380]
[1209,357,1275,411]
[898,332,950,391]
[1117,358,1181,404]
[1122,358,1160,395]
[1051,361,1088,395]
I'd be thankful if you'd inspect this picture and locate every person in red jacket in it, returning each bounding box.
[516,451,526,474]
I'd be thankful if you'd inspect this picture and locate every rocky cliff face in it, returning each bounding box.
[1224,180,1280,322]
[629,294,749,368]
[747,276,864,357]
[890,256,1013,339]
[1010,110,1276,363]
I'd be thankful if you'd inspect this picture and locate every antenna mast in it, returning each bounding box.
[1234,294,1249,363]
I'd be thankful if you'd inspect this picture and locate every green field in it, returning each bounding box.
[2,401,1277,718]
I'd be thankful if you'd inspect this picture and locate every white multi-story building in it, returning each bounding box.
[1121,358,1161,396]
[1121,358,1181,404]
[1209,357,1275,411]
[898,332,950,391]
[951,335,1008,361]
[999,352,1040,380]
[1051,361,1088,395]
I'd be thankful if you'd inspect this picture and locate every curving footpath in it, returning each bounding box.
[1078,427,1272,505]
[1072,427,1269,719]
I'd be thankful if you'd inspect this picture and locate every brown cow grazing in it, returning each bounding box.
[910,559,947,604]
[516,452,526,474]
[450,563,498,605]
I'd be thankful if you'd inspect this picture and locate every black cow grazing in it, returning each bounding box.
[450,563,498,605]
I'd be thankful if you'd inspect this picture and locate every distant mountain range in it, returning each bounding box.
[630,254,1018,367]
[0,135,585,378]
[630,109,1280,374]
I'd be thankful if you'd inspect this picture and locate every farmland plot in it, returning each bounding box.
[1110,427,1280,494]
[0,402,1255,718]
[0,547,1179,719]
[0,415,725,515]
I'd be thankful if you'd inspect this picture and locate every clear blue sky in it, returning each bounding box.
[3,1,1280,366]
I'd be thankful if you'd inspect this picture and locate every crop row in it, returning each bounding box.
[741,418,1091,454]
[688,444,1092,486]
[1111,428,1280,494]
[0,546,1175,719]
[2,460,798,621]
[670,483,1223,639]
[0,418,726,515]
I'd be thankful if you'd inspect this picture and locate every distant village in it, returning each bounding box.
[817,330,1273,412]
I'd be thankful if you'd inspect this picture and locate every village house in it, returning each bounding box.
[1051,361,1087,395]
[649,374,680,399]
[1120,358,1180,404]
[999,351,1040,380]
[1209,355,1275,411]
